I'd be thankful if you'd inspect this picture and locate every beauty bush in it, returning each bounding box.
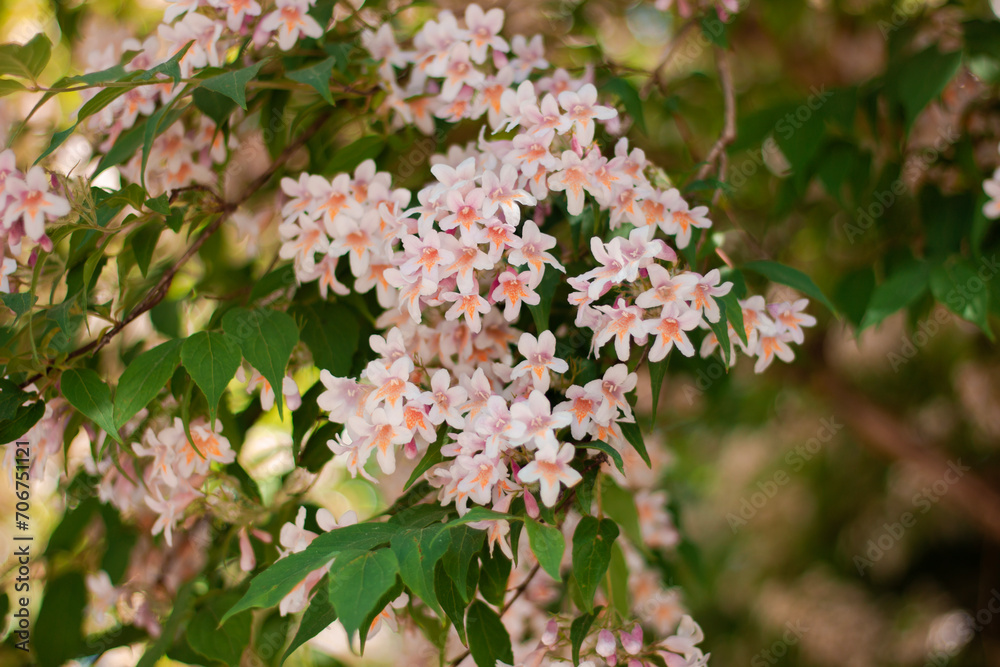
[0,0,902,665]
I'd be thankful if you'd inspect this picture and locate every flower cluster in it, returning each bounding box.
[0,149,69,292]
[128,418,235,545]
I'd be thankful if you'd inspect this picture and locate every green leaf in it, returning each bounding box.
[130,224,161,277]
[404,426,448,491]
[602,76,646,134]
[137,581,195,667]
[0,399,45,443]
[288,57,336,105]
[707,297,732,368]
[62,369,121,443]
[886,46,962,131]
[440,525,485,604]
[527,265,560,332]
[619,419,651,467]
[601,480,643,550]
[222,308,299,419]
[113,339,183,429]
[721,288,748,348]
[859,261,931,330]
[466,600,514,667]
[391,524,451,616]
[327,548,400,644]
[188,593,252,667]
[0,33,51,80]
[582,441,625,474]
[1,292,36,318]
[742,260,838,314]
[200,59,268,110]
[222,522,399,623]
[94,117,148,176]
[324,135,384,174]
[648,353,669,425]
[181,331,243,423]
[281,578,338,664]
[435,562,468,643]
[134,42,191,85]
[250,264,297,302]
[606,542,630,616]
[929,259,994,340]
[34,572,85,667]
[525,518,565,580]
[192,86,238,127]
[570,607,602,666]
[477,542,511,607]
[289,301,358,376]
[0,78,26,97]
[299,421,338,473]
[0,379,29,421]
[572,516,619,612]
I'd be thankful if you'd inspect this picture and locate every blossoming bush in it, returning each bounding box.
[0,0,997,665]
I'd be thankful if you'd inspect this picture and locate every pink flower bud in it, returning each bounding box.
[596,629,617,658]
[239,527,256,572]
[541,619,558,646]
[523,489,540,519]
[621,624,643,654]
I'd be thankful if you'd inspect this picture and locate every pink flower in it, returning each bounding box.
[754,332,796,373]
[593,298,648,361]
[508,220,565,284]
[518,441,581,507]
[364,357,419,423]
[440,42,484,101]
[481,164,536,225]
[261,0,323,51]
[548,150,596,216]
[511,331,568,392]
[3,166,69,240]
[422,369,468,429]
[348,407,412,474]
[443,288,491,333]
[643,302,701,361]
[557,83,617,145]
[554,384,604,440]
[215,0,263,31]
[636,265,696,309]
[689,269,732,323]
[464,4,508,63]
[509,390,572,448]
[491,270,540,321]
[767,298,816,344]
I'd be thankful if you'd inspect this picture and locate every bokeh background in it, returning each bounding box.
[2,0,1000,665]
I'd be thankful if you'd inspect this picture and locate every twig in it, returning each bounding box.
[693,47,736,184]
[819,371,1000,544]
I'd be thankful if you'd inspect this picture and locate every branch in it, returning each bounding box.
[693,46,736,184]
[18,110,334,389]
[819,371,1000,544]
